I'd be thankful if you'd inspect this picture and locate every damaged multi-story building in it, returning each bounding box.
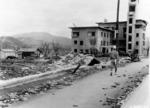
[70,0,148,56]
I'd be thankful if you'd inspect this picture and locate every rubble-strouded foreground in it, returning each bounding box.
[0,53,131,89]
[0,53,134,107]
[0,53,93,80]
[7,58,148,108]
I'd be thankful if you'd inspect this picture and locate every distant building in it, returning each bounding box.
[17,48,40,59]
[70,0,148,56]
[70,26,114,54]
[0,49,17,59]
[97,19,147,55]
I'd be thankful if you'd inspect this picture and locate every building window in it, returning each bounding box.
[128,36,132,41]
[80,49,83,53]
[135,25,141,29]
[72,32,79,37]
[123,34,126,38]
[135,49,138,53]
[107,33,109,38]
[129,5,136,12]
[143,41,145,46]
[143,33,145,40]
[123,27,126,34]
[88,32,95,36]
[74,40,77,45]
[104,33,106,37]
[136,33,139,37]
[74,49,77,53]
[129,18,133,24]
[107,42,109,46]
[101,32,103,37]
[80,41,83,46]
[128,44,132,49]
[129,26,132,33]
[103,41,105,46]
[86,49,89,54]
[101,41,103,46]
[131,0,136,1]
[136,41,139,45]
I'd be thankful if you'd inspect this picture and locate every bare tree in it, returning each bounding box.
[51,41,61,57]
[39,41,51,57]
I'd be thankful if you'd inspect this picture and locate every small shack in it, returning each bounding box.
[0,49,17,59]
[17,48,40,59]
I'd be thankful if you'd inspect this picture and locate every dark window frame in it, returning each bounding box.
[74,49,77,53]
[72,32,79,37]
[88,31,95,37]
[128,36,132,41]
[129,18,133,24]
[80,41,83,46]
[74,40,77,45]
[129,5,136,12]
[129,26,132,33]
[136,41,139,45]
[136,33,139,37]
[128,44,132,49]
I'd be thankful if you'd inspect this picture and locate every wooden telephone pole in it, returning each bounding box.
[116,0,120,51]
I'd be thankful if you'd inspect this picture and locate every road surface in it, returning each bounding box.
[10,58,149,108]
[121,75,149,108]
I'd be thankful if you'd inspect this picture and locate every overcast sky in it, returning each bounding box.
[0,0,149,38]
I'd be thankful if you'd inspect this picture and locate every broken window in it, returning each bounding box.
[131,0,136,2]
[88,32,95,36]
[74,49,77,53]
[135,25,142,29]
[129,18,133,24]
[143,41,145,46]
[104,33,106,37]
[129,5,136,12]
[86,49,89,53]
[128,44,132,49]
[103,41,105,46]
[123,27,126,34]
[74,40,77,45]
[72,32,79,37]
[129,26,132,33]
[128,36,132,41]
[143,33,145,40]
[136,33,139,37]
[80,41,83,46]
[123,34,126,38]
[101,32,103,37]
[101,41,103,46]
[80,49,83,53]
[107,33,109,38]
[135,49,138,53]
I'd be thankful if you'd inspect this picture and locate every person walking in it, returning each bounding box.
[109,45,119,76]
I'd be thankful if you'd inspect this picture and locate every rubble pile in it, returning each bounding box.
[103,72,149,108]
[0,53,94,80]
[0,66,98,107]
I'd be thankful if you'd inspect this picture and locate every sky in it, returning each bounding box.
[0,0,149,38]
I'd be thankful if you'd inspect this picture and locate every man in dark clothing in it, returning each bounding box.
[109,46,119,76]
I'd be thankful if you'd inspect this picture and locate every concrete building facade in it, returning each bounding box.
[97,19,147,55]
[70,26,114,54]
[70,0,148,56]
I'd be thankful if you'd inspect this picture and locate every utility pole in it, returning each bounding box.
[116,0,120,51]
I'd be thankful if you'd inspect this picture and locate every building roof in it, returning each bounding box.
[69,26,114,32]
[96,19,148,25]
[17,48,38,52]
[0,49,16,52]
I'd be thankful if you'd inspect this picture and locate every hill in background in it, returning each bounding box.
[0,32,72,49]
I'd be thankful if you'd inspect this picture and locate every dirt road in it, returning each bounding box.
[10,58,149,108]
